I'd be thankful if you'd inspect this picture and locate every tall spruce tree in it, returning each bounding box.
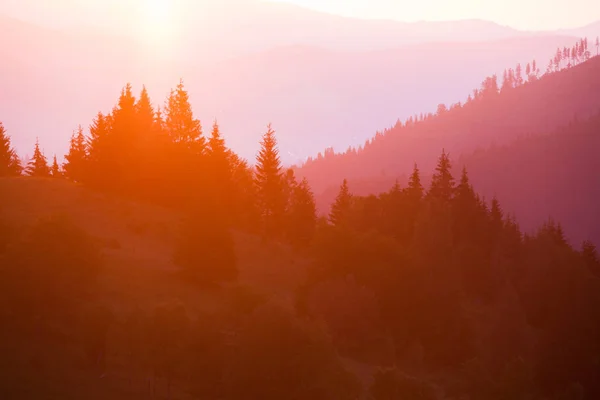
[255,124,285,237]
[582,240,600,277]
[428,150,455,203]
[25,138,50,177]
[165,79,204,154]
[136,86,155,132]
[51,155,61,178]
[287,177,317,247]
[63,125,87,182]
[86,112,111,188]
[329,179,352,227]
[207,120,233,212]
[407,163,424,202]
[0,122,22,177]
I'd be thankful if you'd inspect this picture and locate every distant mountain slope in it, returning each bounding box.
[0,14,582,163]
[299,55,600,190]
[460,112,600,246]
[0,0,524,54]
[299,56,600,244]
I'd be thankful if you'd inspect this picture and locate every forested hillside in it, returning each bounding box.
[300,42,600,243]
[1,35,600,399]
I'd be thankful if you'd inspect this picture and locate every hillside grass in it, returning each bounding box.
[0,177,332,399]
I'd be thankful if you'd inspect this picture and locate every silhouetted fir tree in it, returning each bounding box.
[10,153,22,176]
[229,151,260,230]
[109,84,138,191]
[25,139,50,177]
[287,177,317,248]
[329,179,352,227]
[255,124,285,238]
[282,168,298,212]
[63,125,87,182]
[136,86,155,131]
[165,79,204,154]
[51,155,61,178]
[86,112,112,188]
[406,163,423,202]
[452,167,480,243]
[581,240,600,277]
[515,63,523,86]
[0,122,22,177]
[428,150,455,203]
[490,196,504,236]
[207,120,234,213]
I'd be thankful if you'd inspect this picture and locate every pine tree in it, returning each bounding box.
[282,168,298,211]
[255,124,285,237]
[165,79,204,154]
[515,63,523,86]
[25,138,50,177]
[0,122,22,177]
[86,112,112,188]
[407,163,424,202]
[207,120,233,211]
[490,197,504,233]
[329,179,352,227]
[428,150,455,203]
[287,177,317,247]
[63,125,87,182]
[136,85,155,132]
[51,155,61,178]
[455,166,475,201]
[10,153,22,176]
[452,166,481,244]
[582,240,600,276]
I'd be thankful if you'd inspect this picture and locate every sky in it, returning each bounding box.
[275,0,600,30]
[279,0,600,30]
[1,0,599,31]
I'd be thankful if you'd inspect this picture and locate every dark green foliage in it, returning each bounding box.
[0,122,22,177]
[174,207,238,285]
[24,138,50,177]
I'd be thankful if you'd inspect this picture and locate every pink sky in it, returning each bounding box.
[1,0,599,31]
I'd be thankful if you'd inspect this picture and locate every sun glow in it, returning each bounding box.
[136,0,178,46]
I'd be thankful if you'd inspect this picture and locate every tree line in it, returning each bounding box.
[0,81,318,249]
[297,150,600,398]
[303,36,597,168]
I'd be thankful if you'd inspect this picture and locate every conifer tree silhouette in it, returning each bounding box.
[255,124,285,237]
[25,138,50,177]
